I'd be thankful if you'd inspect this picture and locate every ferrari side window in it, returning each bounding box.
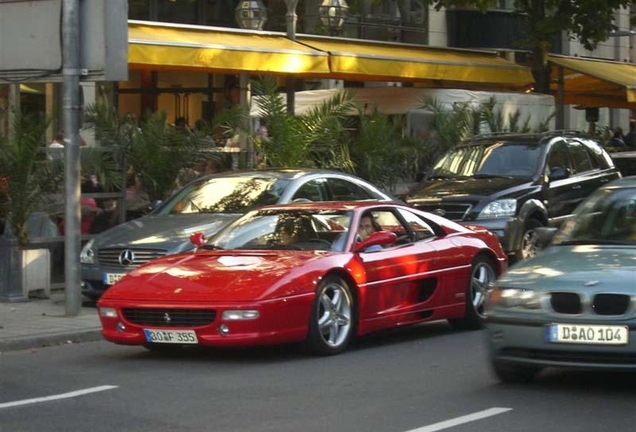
[372,210,410,245]
[397,209,436,241]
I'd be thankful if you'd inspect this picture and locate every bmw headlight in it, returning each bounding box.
[80,239,95,264]
[486,286,541,311]
[477,199,517,219]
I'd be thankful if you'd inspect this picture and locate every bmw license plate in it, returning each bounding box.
[546,323,628,345]
[143,329,198,344]
[103,273,125,285]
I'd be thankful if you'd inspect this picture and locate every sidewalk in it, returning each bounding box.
[0,290,102,353]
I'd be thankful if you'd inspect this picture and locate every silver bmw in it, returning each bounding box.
[485,176,636,382]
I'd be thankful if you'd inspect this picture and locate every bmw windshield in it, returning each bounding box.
[554,188,636,246]
[428,142,540,179]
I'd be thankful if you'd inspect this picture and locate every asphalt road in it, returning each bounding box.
[2,321,635,432]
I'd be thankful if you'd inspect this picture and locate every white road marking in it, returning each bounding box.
[0,385,118,409]
[404,407,513,432]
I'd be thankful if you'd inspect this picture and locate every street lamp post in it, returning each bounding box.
[318,0,349,36]
[284,0,299,115]
[235,0,268,30]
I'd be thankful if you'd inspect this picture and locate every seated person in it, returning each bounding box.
[275,216,316,247]
[357,214,383,252]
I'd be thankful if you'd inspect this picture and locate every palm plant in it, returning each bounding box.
[84,103,206,203]
[248,77,357,169]
[0,113,62,246]
[349,107,421,192]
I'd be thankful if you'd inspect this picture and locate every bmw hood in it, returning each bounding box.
[103,250,329,302]
[93,214,240,253]
[407,177,529,204]
[500,246,636,294]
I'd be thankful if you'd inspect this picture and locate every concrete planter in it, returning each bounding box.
[0,238,51,302]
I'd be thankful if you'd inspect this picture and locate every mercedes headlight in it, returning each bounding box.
[486,286,541,311]
[80,239,95,264]
[477,199,517,219]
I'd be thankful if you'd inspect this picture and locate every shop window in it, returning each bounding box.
[129,0,151,20]
[157,0,199,24]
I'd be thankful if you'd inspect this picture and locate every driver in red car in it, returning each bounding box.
[357,214,383,252]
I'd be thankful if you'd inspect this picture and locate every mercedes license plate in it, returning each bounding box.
[143,329,198,344]
[546,323,628,345]
[103,273,125,285]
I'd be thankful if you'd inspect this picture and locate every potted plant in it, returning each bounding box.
[0,113,63,301]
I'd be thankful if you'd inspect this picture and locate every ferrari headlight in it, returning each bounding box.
[222,310,260,320]
[486,286,541,311]
[99,307,118,318]
[80,239,95,264]
[477,199,517,219]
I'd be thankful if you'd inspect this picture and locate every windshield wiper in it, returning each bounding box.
[201,245,224,250]
[473,173,514,179]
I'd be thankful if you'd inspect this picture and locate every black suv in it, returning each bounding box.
[405,131,621,261]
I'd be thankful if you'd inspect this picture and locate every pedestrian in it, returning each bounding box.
[625,119,636,148]
[49,131,64,148]
[606,127,626,148]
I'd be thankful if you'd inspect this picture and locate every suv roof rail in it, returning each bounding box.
[540,129,587,137]
[469,129,591,141]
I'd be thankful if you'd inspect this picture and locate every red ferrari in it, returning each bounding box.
[97,201,507,355]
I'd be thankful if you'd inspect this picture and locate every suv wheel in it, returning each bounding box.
[515,218,543,261]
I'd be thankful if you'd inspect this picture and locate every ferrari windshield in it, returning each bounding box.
[205,209,354,251]
[156,175,291,215]
[554,187,636,245]
[429,142,540,179]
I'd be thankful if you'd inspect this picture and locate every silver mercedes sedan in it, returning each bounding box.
[80,169,396,300]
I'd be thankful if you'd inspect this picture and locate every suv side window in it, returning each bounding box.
[327,178,374,201]
[568,141,594,173]
[547,140,572,173]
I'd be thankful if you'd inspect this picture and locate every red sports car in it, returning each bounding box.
[97,201,507,355]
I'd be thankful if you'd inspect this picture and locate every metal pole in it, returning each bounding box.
[556,66,564,130]
[285,0,299,115]
[62,0,82,316]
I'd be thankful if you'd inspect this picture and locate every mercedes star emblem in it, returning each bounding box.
[118,249,135,266]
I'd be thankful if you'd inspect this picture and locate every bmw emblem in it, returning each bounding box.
[118,249,135,266]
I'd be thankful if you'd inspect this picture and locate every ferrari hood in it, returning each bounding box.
[500,245,636,294]
[93,213,239,252]
[104,250,328,302]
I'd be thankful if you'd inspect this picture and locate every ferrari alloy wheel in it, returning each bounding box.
[449,255,496,330]
[307,275,355,356]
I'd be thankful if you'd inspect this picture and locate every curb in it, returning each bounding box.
[0,329,103,353]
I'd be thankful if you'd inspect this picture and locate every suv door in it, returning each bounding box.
[543,139,584,225]
[567,138,615,201]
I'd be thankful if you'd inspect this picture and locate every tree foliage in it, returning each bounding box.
[424,0,636,93]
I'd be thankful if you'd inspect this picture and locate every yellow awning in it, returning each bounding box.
[549,55,636,109]
[297,36,534,89]
[128,21,330,76]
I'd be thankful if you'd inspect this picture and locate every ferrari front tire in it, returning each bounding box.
[306,275,355,356]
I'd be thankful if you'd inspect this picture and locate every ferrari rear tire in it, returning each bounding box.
[449,255,496,330]
[306,275,356,356]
